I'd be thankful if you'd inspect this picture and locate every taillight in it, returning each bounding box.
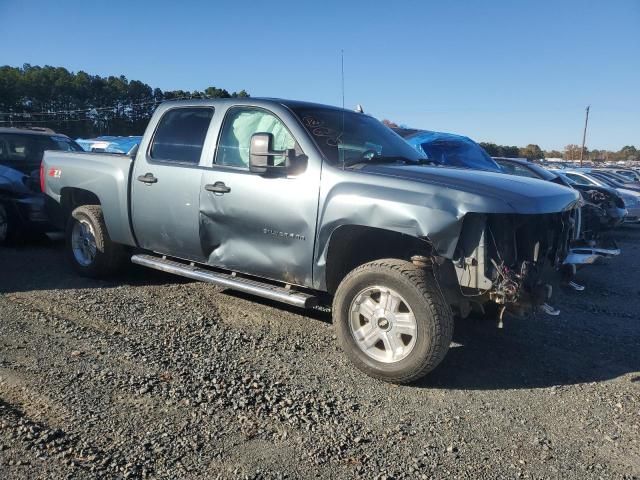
[40,162,45,192]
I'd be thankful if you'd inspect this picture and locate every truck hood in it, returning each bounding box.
[359,163,579,214]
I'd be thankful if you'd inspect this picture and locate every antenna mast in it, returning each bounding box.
[341,49,345,111]
[580,105,590,167]
[341,49,345,170]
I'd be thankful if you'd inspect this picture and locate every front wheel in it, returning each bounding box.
[333,259,454,384]
[66,205,126,277]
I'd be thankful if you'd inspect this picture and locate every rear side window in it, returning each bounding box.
[150,107,214,164]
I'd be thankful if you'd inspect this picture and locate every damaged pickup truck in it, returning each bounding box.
[42,99,579,383]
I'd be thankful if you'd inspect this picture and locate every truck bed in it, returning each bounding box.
[42,150,136,246]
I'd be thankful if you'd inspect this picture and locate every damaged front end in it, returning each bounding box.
[436,211,573,320]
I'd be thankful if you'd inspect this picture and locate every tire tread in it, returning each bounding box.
[333,258,454,384]
[67,205,126,277]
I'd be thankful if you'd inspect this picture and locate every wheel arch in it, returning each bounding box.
[323,224,433,294]
[59,186,134,246]
[60,187,101,214]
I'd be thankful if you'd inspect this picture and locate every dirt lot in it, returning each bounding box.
[0,228,639,479]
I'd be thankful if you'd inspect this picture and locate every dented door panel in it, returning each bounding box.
[198,166,320,286]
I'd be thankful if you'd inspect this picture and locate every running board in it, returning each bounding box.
[131,254,318,308]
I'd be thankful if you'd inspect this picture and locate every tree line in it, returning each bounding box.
[483,143,639,163]
[1,65,637,162]
[0,64,249,138]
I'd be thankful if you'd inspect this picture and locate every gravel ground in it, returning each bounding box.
[0,228,639,479]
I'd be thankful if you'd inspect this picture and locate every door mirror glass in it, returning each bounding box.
[249,133,290,175]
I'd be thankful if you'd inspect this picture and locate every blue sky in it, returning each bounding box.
[1,0,638,150]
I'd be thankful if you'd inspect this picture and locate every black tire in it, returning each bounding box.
[333,258,454,384]
[66,205,127,277]
[0,202,22,246]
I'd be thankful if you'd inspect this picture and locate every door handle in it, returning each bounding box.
[137,173,158,184]
[205,182,231,194]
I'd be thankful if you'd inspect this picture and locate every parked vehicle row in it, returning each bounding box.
[554,169,640,223]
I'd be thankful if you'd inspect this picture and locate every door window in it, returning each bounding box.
[216,107,295,168]
[150,107,214,164]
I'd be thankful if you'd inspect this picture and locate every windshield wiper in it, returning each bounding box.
[343,155,435,168]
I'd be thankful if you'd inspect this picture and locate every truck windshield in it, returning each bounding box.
[290,106,426,166]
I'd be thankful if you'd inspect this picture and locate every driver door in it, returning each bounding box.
[198,106,320,287]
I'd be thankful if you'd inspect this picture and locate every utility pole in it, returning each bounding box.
[580,105,590,167]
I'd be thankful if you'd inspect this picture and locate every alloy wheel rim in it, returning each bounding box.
[349,286,417,363]
[71,219,97,266]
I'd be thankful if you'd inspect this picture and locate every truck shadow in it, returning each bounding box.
[0,236,190,294]
[417,311,639,390]
[420,224,640,390]
[3,226,639,391]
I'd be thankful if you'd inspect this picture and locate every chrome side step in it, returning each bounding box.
[131,254,318,308]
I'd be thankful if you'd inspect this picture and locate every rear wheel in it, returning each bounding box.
[66,205,126,277]
[333,259,454,384]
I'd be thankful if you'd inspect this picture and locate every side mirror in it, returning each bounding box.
[249,133,289,175]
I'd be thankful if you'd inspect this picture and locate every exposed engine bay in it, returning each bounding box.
[435,212,573,319]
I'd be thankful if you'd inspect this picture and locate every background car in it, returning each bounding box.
[602,167,640,182]
[76,135,142,154]
[0,127,83,243]
[393,128,502,172]
[562,169,640,223]
[591,169,640,192]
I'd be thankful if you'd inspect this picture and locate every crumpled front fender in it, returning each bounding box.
[312,165,579,290]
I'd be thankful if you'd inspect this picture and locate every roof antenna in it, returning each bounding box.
[341,49,345,171]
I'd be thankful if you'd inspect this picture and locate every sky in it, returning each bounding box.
[1,0,638,151]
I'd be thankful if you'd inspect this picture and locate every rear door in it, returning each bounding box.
[131,107,214,261]
[198,106,321,287]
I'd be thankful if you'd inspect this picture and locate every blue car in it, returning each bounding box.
[76,136,142,155]
[393,128,502,172]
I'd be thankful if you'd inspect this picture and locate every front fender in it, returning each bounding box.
[312,165,579,291]
[312,169,491,290]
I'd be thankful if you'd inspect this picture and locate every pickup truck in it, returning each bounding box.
[43,98,579,384]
